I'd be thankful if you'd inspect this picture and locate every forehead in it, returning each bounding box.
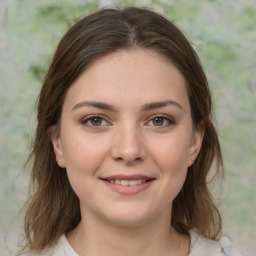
[63,49,190,111]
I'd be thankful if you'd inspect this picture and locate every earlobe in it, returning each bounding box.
[188,122,205,167]
[49,126,66,168]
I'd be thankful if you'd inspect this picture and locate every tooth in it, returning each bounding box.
[121,180,129,186]
[129,180,138,186]
[137,179,142,185]
[111,179,149,186]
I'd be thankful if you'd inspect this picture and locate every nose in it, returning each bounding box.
[110,124,146,165]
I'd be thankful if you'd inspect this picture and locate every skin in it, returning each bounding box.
[51,49,204,256]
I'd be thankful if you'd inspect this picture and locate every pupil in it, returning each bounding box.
[153,117,163,126]
[92,117,102,126]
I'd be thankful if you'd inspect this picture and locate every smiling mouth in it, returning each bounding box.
[100,175,155,194]
[101,178,153,186]
[100,175,155,186]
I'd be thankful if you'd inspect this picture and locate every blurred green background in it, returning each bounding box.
[0,0,255,255]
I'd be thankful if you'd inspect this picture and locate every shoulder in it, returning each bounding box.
[18,247,55,256]
[18,235,78,256]
[189,230,242,256]
[220,236,242,256]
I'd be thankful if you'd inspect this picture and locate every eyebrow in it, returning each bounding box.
[71,100,183,112]
[141,100,183,111]
[72,101,116,112]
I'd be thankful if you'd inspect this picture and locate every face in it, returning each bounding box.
[51,49,204,227]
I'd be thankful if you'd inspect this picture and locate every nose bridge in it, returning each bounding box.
[111,120,145,163]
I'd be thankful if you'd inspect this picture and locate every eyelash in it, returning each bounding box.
[146,115,175,128]
[81,114,175,129]
[81,115,109,129]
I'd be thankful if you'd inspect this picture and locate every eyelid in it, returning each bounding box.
[80,114,175,129]
[146,114,175,127]
[81,114,111,128]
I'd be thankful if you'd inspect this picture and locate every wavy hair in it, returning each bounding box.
[22,7,223,253]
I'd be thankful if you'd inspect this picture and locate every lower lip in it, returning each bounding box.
[102,180,154,195]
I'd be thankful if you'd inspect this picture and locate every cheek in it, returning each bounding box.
[60,132,110,200]
[61,130,110,176]
[150,132,192,171]
[148,132,191,200]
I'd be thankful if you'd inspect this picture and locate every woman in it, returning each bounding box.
[20,7,240,256]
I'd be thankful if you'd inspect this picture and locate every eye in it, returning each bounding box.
[81,115,108,128]
[152,116,165,126]
[147,115,174,127]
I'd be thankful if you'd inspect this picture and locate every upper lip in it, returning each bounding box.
[101,174,155,181]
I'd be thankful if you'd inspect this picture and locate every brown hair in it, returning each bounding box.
[22,7,223,253]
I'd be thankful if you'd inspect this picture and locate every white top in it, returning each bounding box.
[21,230,242,256]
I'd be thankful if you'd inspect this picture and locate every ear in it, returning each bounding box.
[188,121,205,167]
[50,126,66,168]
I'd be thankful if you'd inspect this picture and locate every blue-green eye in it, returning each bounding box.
[152,116,164,126]
[148,116,174,127]
[82,115,107,127]
[90,116,103,126]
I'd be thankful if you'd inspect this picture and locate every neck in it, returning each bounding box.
[67,209,190,256]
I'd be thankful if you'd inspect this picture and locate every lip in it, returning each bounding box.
[101,174,154,180]
[100,174,155,195]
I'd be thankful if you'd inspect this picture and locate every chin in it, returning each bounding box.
[100,204,157,228]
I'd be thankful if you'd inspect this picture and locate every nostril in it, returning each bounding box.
[110,136,146,163]
[115,157,123,162]
[114,156,142,162]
